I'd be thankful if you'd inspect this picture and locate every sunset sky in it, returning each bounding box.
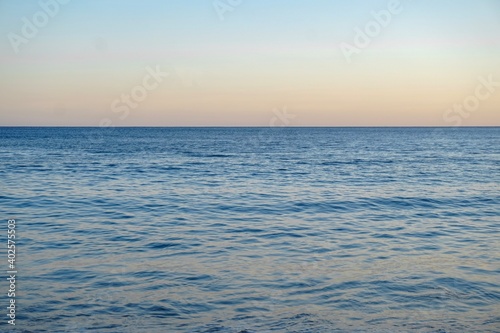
[0,0,499,126]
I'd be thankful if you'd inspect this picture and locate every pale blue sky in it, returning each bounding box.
[0,0,499,126]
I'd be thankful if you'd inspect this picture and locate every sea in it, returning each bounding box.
[0,127,499,333]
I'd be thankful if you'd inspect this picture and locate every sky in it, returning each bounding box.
[0,0,499,126]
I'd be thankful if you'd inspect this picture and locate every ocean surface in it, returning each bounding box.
[0,127,499,333]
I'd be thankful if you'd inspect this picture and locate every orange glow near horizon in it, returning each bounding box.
[0,1,499,126]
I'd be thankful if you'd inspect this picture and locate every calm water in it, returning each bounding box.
[0,127,499,333]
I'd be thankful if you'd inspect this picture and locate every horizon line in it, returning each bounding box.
[1,126,499,129]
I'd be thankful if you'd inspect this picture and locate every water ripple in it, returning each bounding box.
[0,127,499,332]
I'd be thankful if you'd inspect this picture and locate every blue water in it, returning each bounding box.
[1,127,499,333]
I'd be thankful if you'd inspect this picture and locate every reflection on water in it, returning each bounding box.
[0,127,499,332]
